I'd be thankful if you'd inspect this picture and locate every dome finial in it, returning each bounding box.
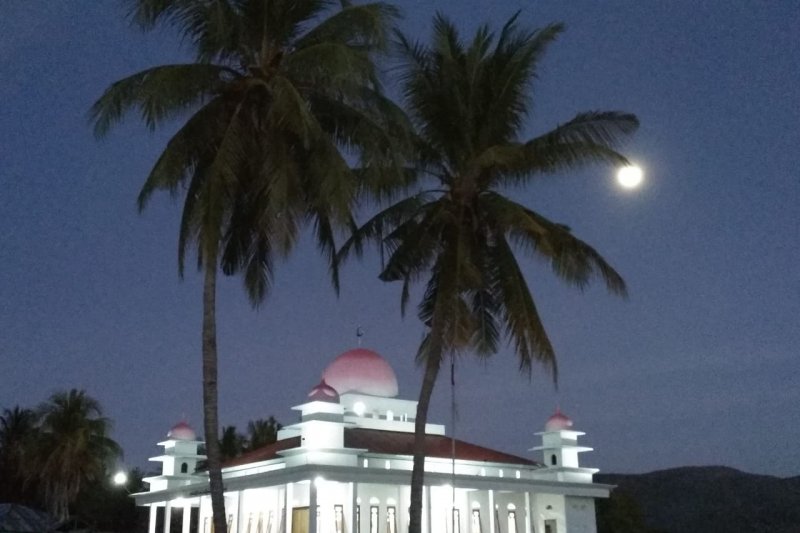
[356,325,364,347]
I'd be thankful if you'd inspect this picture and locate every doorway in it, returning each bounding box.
[291,507,309,533]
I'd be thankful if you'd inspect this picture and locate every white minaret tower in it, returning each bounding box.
[144,421,206,491]
[277,379,364,468]
[531,409,598,483]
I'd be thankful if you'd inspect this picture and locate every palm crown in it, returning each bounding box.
[342,13,638,376]
[92,0,408,301]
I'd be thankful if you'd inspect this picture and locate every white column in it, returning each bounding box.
[237,492,245,533]
[350,482,358,533]
[488,490,495,533]
[424,486,431,533]
[285,483,292,533]
[164,502,172,533]
[148,505,158,533]
[182,503,192,533]
[309,480,318,533]
[524,492,532,533]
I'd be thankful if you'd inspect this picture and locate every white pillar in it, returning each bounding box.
[524,492,532,533]
[164,502,172,533]
[182,504,192,533]
[488,490,495,533]
[309,480,318,533]
[285,483,292,533]
[424,486,431,533]
[237,492,245,533]
[149,505,158,533]
[351,482,358,533]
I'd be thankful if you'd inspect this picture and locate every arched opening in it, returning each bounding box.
[550,454,557,466]
[180,462,188,473]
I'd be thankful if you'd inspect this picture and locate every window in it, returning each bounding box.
[267,511,274,533]
[369,507,379,533]
[334,505,344,533]
[551,454,558,466]
[452,509,460,533]
[471,510,481,533]
[387,506,397,533]
[356,506,360,533]
[181,462,188,473]
[544,519,557,533]
[506,511,517,533]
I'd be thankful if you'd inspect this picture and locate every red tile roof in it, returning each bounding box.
[222,429,538,469]
[223,436,300,468]
[345,428,538,466]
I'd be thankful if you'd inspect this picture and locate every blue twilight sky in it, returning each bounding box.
[1,1,798,477]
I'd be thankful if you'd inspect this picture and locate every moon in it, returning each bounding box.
[617,165,643,189]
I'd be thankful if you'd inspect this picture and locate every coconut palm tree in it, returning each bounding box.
[91,2,407,532]
[246,416,282,450]
[338,14,639,533]
[219,425,247,460]
[0,406,40,504]
[34,390,121,520]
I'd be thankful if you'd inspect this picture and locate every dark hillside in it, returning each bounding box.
[596,467,800,533]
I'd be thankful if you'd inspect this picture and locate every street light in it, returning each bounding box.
[112,471,128,487]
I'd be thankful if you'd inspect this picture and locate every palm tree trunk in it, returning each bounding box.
[408,352,442,533]
[202,256,227,533]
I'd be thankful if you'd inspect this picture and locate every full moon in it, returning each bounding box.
[617,165,643,189]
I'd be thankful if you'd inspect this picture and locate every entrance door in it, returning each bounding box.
[292,508,310,533]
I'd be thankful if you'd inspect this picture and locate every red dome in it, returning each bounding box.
[545,409,573,431]
[308,379,340,403]
[321,348,399,397]
[167,421,197,440]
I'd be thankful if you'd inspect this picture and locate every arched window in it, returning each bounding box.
[550,454,557,466]
[181,462,189,473]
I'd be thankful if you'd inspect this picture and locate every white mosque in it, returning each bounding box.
[135,348,610,533]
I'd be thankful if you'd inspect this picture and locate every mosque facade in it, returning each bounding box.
[135,348,610,533]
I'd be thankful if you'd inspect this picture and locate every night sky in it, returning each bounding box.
[2,1,798,478]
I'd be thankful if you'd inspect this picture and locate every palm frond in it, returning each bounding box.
[482,191,627,296]
[489,235,556,378]
[129,0,242,62]
[295,2,400,51]
[137,95,233,210]
[337,192,431,264]
[90,64,235,138]
[476,111,638,186]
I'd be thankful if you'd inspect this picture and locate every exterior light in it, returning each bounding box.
[353,402,366,416]
[112,471,128,486]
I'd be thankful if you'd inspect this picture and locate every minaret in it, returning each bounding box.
[144,421,206,492]
[297,379,346,450]
[531,409,598,483]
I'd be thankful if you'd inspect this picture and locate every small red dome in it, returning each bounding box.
[321,348,399,397]
[545,409,573,431]
[308,379,340,403]
[167,421,197,440]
